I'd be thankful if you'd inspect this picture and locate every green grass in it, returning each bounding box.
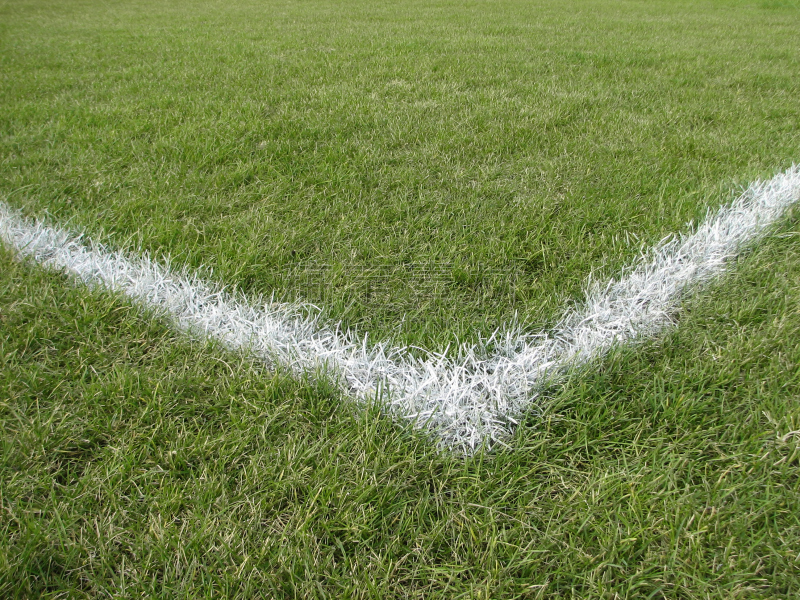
[2,0,799,350]
[3,0,800,596]
[2,210,800,598]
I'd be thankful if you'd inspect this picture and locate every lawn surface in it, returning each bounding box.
[2,212,800,597]
[3,0,800,597]
[2,0,799,349]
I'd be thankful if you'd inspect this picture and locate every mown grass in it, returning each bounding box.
[2,0,799,350]
[3,0,800,596]
[2,211,799,597]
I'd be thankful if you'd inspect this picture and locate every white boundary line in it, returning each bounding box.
[2,165,799,452]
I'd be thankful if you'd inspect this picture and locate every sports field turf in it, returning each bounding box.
[3,216,800,596]
[2,0,800,596]
[2,0,799,349]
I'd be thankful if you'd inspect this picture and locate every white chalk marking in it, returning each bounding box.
[2,165,799,451]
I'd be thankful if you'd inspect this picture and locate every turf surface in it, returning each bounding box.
[2,0,799,349]
[2,210,799,597]
[3,0,800,596]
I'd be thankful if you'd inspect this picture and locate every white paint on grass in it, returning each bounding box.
[2,165,799,452]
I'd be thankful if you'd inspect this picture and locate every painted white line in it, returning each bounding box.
[2,166,799,451]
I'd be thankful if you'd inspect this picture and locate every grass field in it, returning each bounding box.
[2,0,800,596]
[2,0,799,349]
[3,217,800,597]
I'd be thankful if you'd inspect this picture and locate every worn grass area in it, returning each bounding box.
[2,211,799,597]
[2,0,799,350]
